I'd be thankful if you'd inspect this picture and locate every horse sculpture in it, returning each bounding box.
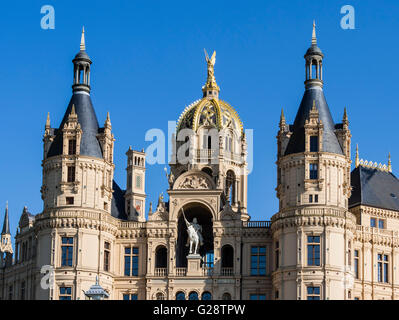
[182,209,203,255]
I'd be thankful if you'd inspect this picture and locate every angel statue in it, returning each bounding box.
[204,49,217,86]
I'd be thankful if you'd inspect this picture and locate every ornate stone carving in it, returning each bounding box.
[177,175,211,190]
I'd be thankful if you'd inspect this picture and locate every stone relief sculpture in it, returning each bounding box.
[178,175,210,190]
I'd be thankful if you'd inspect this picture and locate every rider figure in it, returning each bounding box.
[184,216,204,247]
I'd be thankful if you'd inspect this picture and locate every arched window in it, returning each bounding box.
[176,292,185,300]
[189,291,199,300]
[155,246,167,268]
[156,292,165,300]
[225,170,235,205]
[222,292,231,300]
[202,292,212,300]
[221,245,234,268]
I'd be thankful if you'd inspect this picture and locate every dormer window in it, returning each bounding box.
[310,136,318,152]
[68,139,77,155]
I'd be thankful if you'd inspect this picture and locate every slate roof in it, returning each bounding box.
[284,87,343,156]
[1,206,10,235]
[47,93,103,159]
[349,166,399,212]
[111,181,127,220]
[305,44,323,56]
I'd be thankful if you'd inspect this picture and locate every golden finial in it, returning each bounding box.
[312,20,317,45]
[45,112,51,128]
[70,104,76,116]
[106,111,111,122]
[388,152,392,172]
[355,144,359,167]
[80,26,86,51]
[203,49,219,96]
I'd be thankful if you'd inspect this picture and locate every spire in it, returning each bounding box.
[104,111,112,132]
[388,152,392,172]
[343,107,349,126]
[45,112,51,128]
[355,144,359,167]
[312,20,317,45]
[68,104,78,121]
[80,26,86,51]
[105,112,111,125]
[279,108,286,129]
[2,202,10,235]
[202,49,220,98]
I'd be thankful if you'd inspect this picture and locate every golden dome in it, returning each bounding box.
[176,98,244,136]
[176,50,243,136]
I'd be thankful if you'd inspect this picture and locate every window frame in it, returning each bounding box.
[67,165,76,183]
[250,246,266,276]
[68,139,77,155]
[104,241,111,272]
[307,286,321,300]
[377,253,389,283]
[249,293,266,300]
[309,163,318,180]
[61,236,74,267]
[307,235,321,266]
[123,293,138,300]
[59,286,72,300]
[124,246,139,276]
[354,249,359,279]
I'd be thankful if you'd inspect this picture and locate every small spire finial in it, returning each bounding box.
[388,152,392,172]
[355,144,359,167]
[80,26,86,51]
[71,104,76,115]
[343,107,348,125]
[5,201,8,210]
[46,112,51,128]
[312,20,317,45]
[279,108,286,129]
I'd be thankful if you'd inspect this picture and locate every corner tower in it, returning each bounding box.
[272,23,355,300]
[41,28,116,215]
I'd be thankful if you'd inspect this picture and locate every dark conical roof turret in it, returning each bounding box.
[2,202,10,235]
[284,22,343,156]
[46,28,103,159]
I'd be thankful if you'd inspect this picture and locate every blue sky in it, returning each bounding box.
[1,0,398,238]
